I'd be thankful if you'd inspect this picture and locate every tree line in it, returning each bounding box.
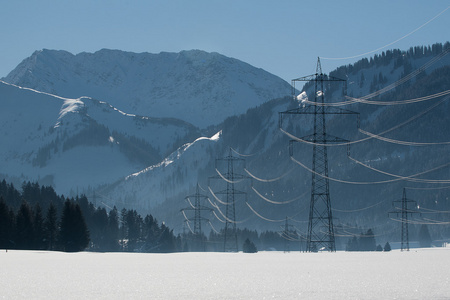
[0,180,179,252]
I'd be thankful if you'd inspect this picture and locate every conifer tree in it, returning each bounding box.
[105,206,120,251]
[0,197,14,249]
[33,204,45,250]
[15,201,34,249]
[44,203,58,250]
[59,199,90,252]
[359,229,377,251]
[158,223,176,253]
[243,238,258,253]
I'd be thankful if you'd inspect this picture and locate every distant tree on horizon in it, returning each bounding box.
[243,238,258,253]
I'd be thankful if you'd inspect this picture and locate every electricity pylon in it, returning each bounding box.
[180,183,213,251]
[209,148,247,252]
[280,217,297,252]
[279,58,359,252]
[388,188,420,251]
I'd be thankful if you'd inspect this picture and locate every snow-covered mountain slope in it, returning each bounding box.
[96,44,450,233]
[99,131,222,211]
[3,49,292,128]
[96,96,293,222]
[0,80,198,194]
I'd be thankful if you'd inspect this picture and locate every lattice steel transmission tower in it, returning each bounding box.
[389,188,420,251]
[280,217,297,253]
[180,183,213,251]
[279,58,359,252]
[209,148,247,252]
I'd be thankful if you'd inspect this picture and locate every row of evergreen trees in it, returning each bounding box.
[345,229,385,252]
[0,179,295,253]
[0,180,179,252]
[0,197,89,252]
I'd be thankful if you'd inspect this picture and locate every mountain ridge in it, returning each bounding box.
[3,49,292,128]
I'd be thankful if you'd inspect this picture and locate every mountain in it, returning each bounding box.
[97,43,450,242]
[3,49,292,128]
[1,43,449,244]
[0,80,198,193]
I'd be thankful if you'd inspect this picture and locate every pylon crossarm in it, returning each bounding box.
[292,74,346,83]
[292,74,318,82]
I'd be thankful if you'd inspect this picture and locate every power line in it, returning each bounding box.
[291,155,411,185]
[180,183,213,251]
[348,156,450,184]
[332,198,389,213]
[230,147,260,157]
[208,148,249,252]
[244,167,294,183]
[359,128,450,146]
[281,96,447,147]
[320,6,450,60]
[358,48,450,100]
[245,202,286,223]
[388,188,420,251]
[279,58,359,252]
[301,89,450,107]
[405,185,450,190]
[251,186,304,205]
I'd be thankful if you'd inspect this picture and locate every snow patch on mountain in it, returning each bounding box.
[102,131,222,210]
[0,80,199,194]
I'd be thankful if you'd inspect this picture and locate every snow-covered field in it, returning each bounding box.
[1,248,449,299]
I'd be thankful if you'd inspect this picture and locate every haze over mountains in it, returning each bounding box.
[1,44,449,238]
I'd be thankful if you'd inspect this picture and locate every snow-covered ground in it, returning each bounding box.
[1,247,449,299]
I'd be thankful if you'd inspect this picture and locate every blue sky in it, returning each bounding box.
[1,1,449,82]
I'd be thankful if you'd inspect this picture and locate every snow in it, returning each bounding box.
[3,49,293,128]
[58,98,86,120]
[112,131,222,210]
[296,91,308,102]
[1,248,449,299]
[0,80,197,195]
